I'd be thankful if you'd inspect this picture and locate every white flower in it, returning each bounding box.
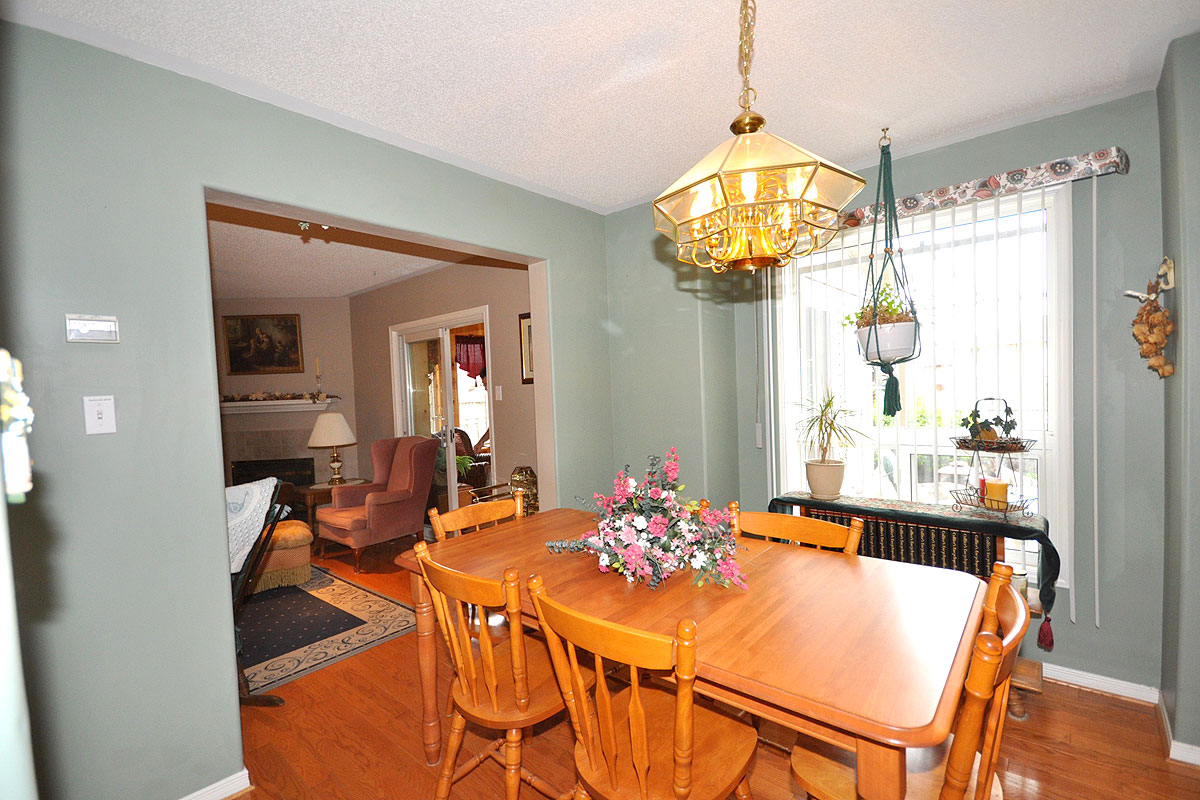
[690,551,709,570]
[627,477,637,489]
[637,537,649,549]
[632,515,648,531]
[598,553,610,567]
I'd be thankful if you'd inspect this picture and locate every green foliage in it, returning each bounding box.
[844,283,914,328]
[802,387,863,462]
[434,446,477,477]
[959,404,1018,438]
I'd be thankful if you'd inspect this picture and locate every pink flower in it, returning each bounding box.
[649,487,662,500]
[648,515,668,537]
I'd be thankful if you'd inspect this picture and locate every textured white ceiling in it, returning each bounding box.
[207,218,450,300]
[16,1,1200,212]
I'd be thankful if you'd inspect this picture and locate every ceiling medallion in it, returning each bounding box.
[653,0,867,272]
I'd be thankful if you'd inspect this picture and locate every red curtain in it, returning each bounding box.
[455,336,486,379]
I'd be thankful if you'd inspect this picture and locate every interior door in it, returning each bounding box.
[401,326,457,511]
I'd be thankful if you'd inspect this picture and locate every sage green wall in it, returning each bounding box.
[1,22,611,800]
[734,91,1168,687]
[1158,32,1200,747]
[603,204,750,506]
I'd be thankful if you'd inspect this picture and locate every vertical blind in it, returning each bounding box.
[769,185,1073,586]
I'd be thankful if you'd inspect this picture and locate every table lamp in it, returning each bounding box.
[308,412,356,485]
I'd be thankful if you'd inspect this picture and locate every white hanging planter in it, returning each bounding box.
[857,321,918,364]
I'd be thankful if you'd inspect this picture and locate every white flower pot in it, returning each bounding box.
[806,459,845,501]
[857,321,918,364]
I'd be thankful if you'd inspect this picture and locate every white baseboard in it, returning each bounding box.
[1041,664,1200,766]
[1170,739,1200,766]
[1041,662,1161,703]
[178,769,250,800]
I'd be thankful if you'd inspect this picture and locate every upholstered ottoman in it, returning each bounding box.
[249,519,313,593]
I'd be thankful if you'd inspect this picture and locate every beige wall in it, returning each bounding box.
[213,296,359,482]
[349,264,535,485]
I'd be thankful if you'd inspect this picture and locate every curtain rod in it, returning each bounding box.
[843,146,1129,228]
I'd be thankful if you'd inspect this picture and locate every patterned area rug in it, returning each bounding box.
[240,566,415,693]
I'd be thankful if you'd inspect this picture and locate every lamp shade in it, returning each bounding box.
[308,412,355,448]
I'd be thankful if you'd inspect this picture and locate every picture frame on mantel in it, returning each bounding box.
[519,312,533,384]
[222,314,304,375]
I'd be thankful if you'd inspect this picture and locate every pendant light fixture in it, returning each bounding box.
[653,0,866,272]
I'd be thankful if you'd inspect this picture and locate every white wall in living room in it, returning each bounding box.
[213,296,359,483]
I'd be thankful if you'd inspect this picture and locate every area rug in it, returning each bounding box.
[240,566,416,693]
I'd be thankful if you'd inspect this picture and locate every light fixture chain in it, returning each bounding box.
[738,0,756,110]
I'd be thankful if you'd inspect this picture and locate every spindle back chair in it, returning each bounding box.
[415,541,575,800]
[528,574,756,800]
[429,488,525,542]
[728,501,864,555]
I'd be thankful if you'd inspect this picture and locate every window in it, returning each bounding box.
[768,186,1073,586]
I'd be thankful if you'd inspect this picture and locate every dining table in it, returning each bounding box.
[395,507,985,800]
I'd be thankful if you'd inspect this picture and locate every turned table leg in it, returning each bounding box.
[412,569,442,765]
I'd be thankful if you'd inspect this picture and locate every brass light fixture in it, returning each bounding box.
[653,0,866,272]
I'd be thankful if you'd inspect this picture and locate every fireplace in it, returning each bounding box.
[230,457,315,487]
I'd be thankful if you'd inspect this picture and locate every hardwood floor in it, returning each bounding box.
[237,538,1200,799]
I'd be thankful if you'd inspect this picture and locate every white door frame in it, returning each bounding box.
[389,306,495,511]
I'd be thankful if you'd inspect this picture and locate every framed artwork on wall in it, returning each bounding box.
[519,312,533,384]
[222,314,304,375]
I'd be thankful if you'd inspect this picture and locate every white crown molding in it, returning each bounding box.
[0,2,607,215]
[1042,662,1161,703]
[177,769,249,800]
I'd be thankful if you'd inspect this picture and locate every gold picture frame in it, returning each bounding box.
[222,314,304,375]
[519,312,533,384]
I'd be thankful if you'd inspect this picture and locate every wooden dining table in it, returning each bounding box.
[395,508,985,800]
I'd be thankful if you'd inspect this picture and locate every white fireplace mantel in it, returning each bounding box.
[219,399,332,415]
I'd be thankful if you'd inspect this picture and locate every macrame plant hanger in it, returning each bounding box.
[861,129,921,417]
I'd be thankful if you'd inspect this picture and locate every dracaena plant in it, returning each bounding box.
[803,388,862,462]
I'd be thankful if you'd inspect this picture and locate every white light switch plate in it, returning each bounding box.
[495,385,502,401]
[83,395,116,435]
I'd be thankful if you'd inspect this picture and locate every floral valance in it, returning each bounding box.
[844,146,1129,228]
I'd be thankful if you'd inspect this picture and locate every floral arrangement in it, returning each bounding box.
[221,391,340,403]
[547,448,746,590]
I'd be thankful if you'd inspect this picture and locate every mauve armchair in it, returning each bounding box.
[316,435,439,571]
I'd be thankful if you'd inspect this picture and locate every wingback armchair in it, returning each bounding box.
[316,435,439,571]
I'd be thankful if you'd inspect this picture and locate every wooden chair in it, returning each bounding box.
[729,501,864,554]
[428,489,525,542]
[415,541,585,799]
[789,563,1031,800]
[528,574,757,800]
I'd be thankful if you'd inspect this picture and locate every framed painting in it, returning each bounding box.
[222,314,304,375]
[518,312,533,384]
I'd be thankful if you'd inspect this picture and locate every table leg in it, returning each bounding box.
[412,570,442,765]
[856,739,906,800]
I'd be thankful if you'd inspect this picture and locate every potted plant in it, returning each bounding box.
[802,388,862,500]
[845,283,918,363]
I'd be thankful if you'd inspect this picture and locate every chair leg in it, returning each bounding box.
[444,681,456,717]
[733,775,752,799]
[435,711,467,800]
[504,728,523,800]
[352,547,363,573]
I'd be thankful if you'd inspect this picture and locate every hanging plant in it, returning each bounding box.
[855,129,921,417]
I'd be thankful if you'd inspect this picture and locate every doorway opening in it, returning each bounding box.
[390,308,497,515]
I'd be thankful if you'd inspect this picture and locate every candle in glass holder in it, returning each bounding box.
[984,480,1009,510]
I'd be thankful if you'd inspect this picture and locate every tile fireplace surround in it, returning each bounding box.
[222,427,336,485]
